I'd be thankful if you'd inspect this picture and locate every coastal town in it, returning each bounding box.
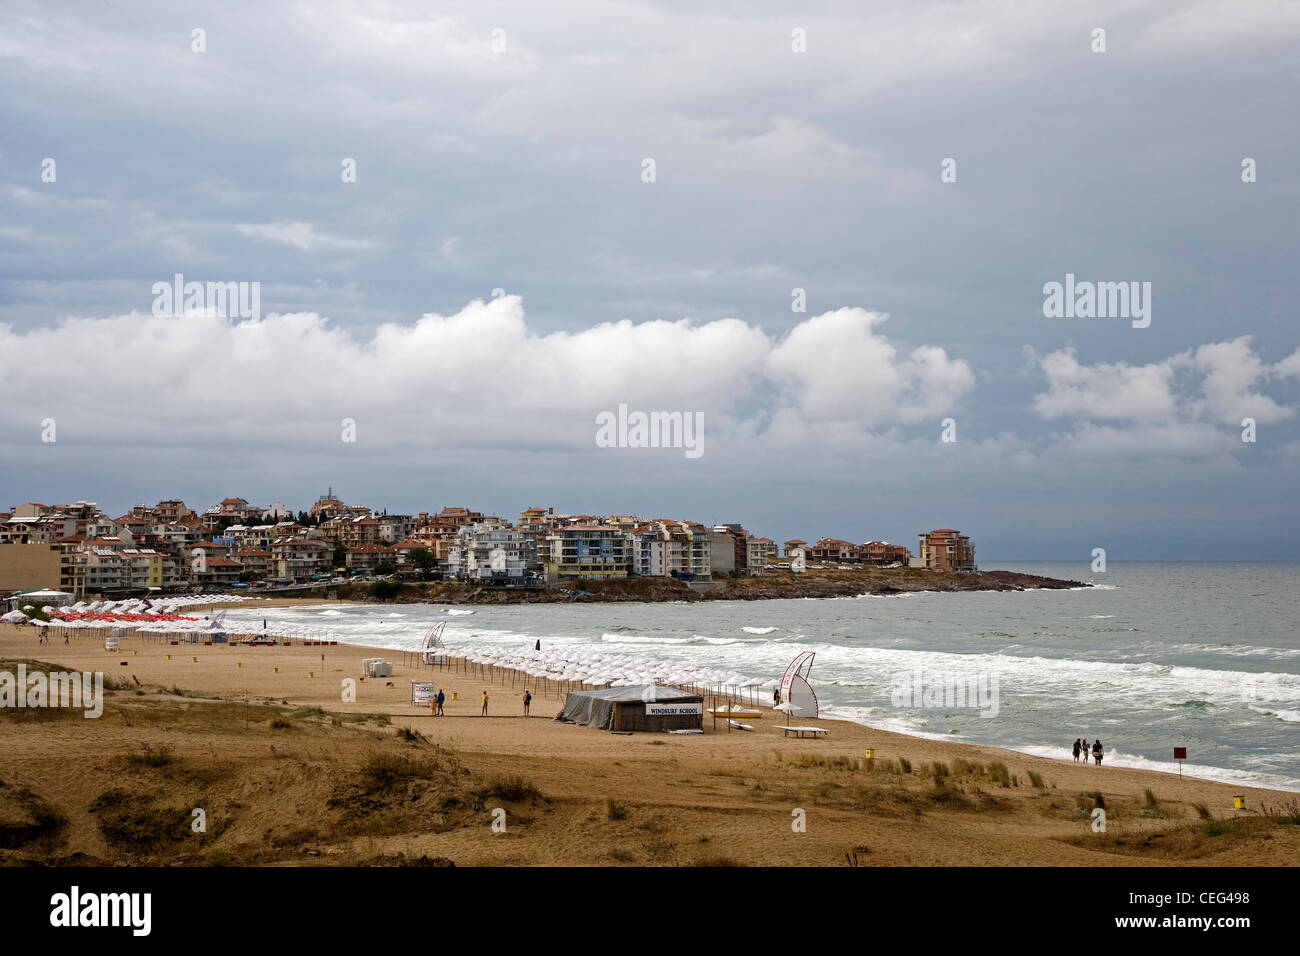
[0,489,978,598]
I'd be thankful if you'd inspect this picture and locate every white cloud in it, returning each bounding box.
[235,220,378,252]
[1033,338,1300,455]
[767,308,975,426]
[0,298,966,454]
[1034,348,1177,422]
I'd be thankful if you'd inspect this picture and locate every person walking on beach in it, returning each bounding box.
[1072,738,1082,762]
[481,690,489,716]
[435,689,445,716]
[523,689,532,716]
[1093,740,1104,766]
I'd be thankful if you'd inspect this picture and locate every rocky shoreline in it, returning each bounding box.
[332,567,1088,605]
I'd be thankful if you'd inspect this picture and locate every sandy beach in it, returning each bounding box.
[3,619,1297,866]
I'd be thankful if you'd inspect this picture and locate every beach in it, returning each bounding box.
[3,617,1297,866]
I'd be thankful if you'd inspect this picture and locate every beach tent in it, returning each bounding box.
[557,684,703,733]
[8,589,76,610]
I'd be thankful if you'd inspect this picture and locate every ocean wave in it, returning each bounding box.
[742,626,777,634]
[1249,705,1300,723]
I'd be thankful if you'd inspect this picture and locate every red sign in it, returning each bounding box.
[1173,747,1187,759]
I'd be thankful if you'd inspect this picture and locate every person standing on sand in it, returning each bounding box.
[435,689,445,716]
[481,690,489,716]
[1093,740,1104,766]
[1072,738,1081,762]
[523,689,532,716]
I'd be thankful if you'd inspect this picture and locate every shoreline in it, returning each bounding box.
[288,567,1090,605]
[67,608,1294,795]
[224,598,1296,794]
[3,622,1297,866]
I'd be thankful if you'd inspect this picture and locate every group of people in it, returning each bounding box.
[1073,738,1105,765]
[427,688,446,716]
[433,688,534,717]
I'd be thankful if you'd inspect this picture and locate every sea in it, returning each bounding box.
[222,562,1300,792]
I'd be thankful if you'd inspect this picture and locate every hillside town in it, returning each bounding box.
[0,489,976,598]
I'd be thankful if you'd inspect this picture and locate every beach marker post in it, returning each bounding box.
[1173,747,1187,779]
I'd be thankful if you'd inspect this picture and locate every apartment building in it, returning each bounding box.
[542,525,632,581]
[447,524,538,581]
[630,520,712,580]
[271,537,332,581]
[0,542,86,595]
[917,529,976,571]
[345,544,396,572]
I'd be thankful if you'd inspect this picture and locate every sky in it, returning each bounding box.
[1,0,1298,560]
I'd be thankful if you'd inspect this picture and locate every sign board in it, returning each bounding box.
[411,681,437,706]
[645,702,702,716]
[1173,747,1187,759]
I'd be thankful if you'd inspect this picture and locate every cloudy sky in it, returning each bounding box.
[2,0,1298,559]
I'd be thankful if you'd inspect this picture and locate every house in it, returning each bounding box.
[338,516,382,549]
[232,548,273,579]
[196,555,242,587]
[808,538,861,563]
[391,539,429,567]
[345,544,396,572]
[862,540,912,566]
[376,514,415,544]
[783,539,807,557]
[153,499,197,523]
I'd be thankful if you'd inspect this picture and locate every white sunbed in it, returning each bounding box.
[777,725,829,738]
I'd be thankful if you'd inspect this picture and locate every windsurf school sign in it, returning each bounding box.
[411,681,437,706]
[645,701,702,716]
